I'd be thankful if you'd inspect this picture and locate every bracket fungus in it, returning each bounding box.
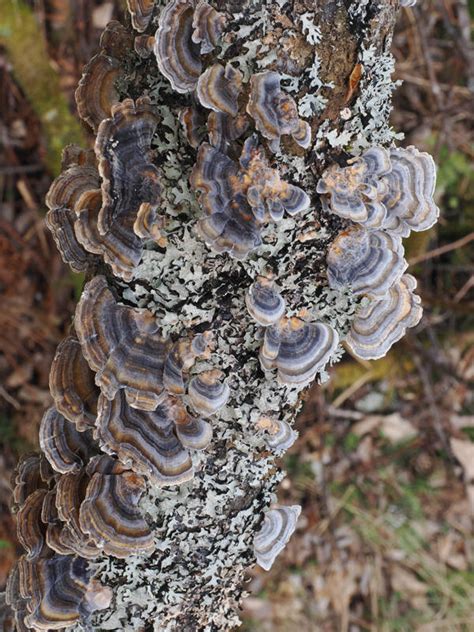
[154,0,225,93]
[196,63,243,117]
[94,97,162,280]
[15,489,48,561]
[75,275,167,410]
[345,274,423,360]
[256,416,298,453]
[49,336,98,431]
[317,146,439,237]
[247,72,311,151]
[79,470,154,558]
[133,202,167,245]
[191,138,310,257]
[191,0,226,54]
[179,105,208,148]
[260,319,339,385]
[191,143,263,258]
[163,334,211,395]
[10,453,53,515]
[75,21,132,132]
[327,226,408,298]
[39,407,95,475]
[134,34,157,58]
[127,0,155,32]
[8,554,110,631]
[246,277,286,327]
[187,370,230,417]
[45,147,100,273]
[254,505,301,571]
[96,391,211,485]
[207,111,248,152]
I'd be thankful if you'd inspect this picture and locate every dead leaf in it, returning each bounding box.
[451,438,474,480]
[451,438,474,514]
[390,566,428,610]
[380,413,418,443]
[345,63,363,103]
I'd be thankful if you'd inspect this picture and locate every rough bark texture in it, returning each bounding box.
[62,2,403,631]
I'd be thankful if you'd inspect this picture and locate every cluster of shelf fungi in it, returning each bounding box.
[2,0,437,630]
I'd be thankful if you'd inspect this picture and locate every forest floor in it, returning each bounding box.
[0,1,473,631]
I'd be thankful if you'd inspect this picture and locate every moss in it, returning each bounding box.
[0,0,86,175]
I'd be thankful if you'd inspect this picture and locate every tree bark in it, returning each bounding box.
[79,2,401,631]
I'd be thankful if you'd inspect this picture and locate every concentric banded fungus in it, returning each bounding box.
[247,72,311,151]
[163,334,210,394]
[74,185,155,282]
[134,34,156,58]
[49,335,98,431]
[207,111,248,152]
[39,407,94,475]
[256,416,298,453]
[316,147,392,228]
[260,318,339,385]
[154,396,212,452]
[317,146,439,237]
[75,21,132,131]
[19,554,108,630]
[239,136,311,221]
[254,505,301,571]
[191,143,262,258]
[246,277,286,326]
[43,490,77,557]
[327,226,408,297]
[96,391,198,485]
[197,63,242,116]
[79,470,154,558]
[191,0,226,54]
[45,147,100,273]
[188,370,230,416]
[11,453,52,515]
[179,106,207,148]
[345,274,422,360]
[127,0,155,32]
[95,97,161,280]
[16,489,48,561]
[154,0,201,93]
[75,275,171,410]
[133,203,167,245]
[54,471,105,559]
[191,139,309,256]
[382,146,439,236]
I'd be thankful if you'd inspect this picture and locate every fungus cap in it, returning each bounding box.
[254,505,301,571]
[345,274,423,360]
[187,370,230,416]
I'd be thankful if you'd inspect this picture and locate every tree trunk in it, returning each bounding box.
[83,2,400,631]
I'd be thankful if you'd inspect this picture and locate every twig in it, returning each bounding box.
[409,232,474,265]
[454,275,474,303]
[0,385,20,409]
[326,406,364,421]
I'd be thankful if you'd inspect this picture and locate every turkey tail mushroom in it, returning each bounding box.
[75,21,132,131]
[260,318,339,385]
[345,274,423,360]
[327,226,408,298]
[254,505,301,571]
